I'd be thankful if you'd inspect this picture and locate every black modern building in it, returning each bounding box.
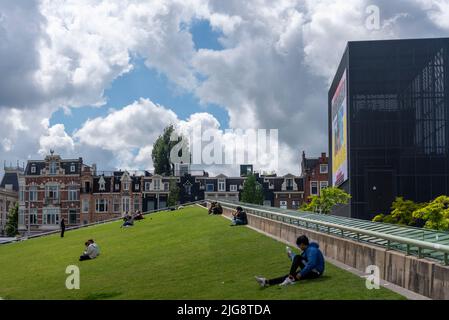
[329,38,449,220]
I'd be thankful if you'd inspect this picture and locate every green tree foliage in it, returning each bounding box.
[413,196,449,231]
[151,125,187,176]
[5,203,19,237]
[301,187,351,214]
[241,174,264,205]
[168,179,180,207]
[372,197,426,226]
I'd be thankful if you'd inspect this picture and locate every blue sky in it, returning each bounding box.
[50,19,228,135]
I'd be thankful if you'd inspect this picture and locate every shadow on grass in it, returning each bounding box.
[85,292,122,300]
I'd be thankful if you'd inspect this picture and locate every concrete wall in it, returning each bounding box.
[218,204,449,300]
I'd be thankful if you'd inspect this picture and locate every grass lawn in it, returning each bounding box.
[0,205,404,300]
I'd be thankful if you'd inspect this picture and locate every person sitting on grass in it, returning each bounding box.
[213,203,223,215]
[231,206,248,226]
[121,214,134,228]
[255,235,325,287]
[208,202,217,215]
[79,239,100,261]
[134,210,144,220]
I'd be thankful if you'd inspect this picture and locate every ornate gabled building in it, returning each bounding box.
[301,151,329,203]
[0,164,23,235]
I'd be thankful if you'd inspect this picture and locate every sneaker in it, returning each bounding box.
[279,276,295,286]
[286,246,293,259]
[255,276,268,287]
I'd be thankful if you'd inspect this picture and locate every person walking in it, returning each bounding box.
[60,218,66,238]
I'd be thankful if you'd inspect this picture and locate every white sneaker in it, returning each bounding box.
[286,246,293,259]
[255,276,268,287]
[279,276,295,286]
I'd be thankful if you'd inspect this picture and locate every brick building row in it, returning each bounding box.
[11,150,328,235]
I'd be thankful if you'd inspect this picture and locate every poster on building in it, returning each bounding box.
[332,70,348,187]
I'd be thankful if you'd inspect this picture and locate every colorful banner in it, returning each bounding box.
[332,70,348,187]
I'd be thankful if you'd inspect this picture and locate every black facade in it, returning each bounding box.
[329,38,449,220]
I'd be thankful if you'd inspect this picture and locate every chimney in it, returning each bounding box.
[321,152,326,159]
[92,163,97,175]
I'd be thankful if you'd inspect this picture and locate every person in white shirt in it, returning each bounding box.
[79,239,100,261]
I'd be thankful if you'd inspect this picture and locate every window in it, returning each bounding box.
[113,198,120,212]
[84,182,91,193]
[135,184,140,191]
[29,186,38,202]
[30,208,38,225]
[49,161,57,175]
[18,208,25,225]
[292,200,300,210]
[263,200,272,207]
[43,207,60,225]
[206,184,214,192]
[95,199,108,212]
[320,164,328,174]
[230,184,237,192]
[184,184,192,195]
[310,181,318,196]
[31,165,36,173]
[154,179,160,191]
[19,187,25,202]
[124,182,130,191]
[115,183,120,190]
[280,201,288,209]
[99,179,106,191]
[320,181,328,193]
[45,185,59,200]
[286,178,294,190]
[164,182,169,191]
[69,209,78,224]
[218,179,226,191]
[82,199,89,213]
[145,182,151,191]
[68,186,78,201]
[134,197,140,211]
[122,197,130,213]
[70,164,76,173]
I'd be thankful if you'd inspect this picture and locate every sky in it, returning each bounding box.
[1,0,449,176]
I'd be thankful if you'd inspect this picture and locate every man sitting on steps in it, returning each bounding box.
[255,235,325,287]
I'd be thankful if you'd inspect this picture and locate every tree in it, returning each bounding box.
[413,196,449,231]
[372,197,426,226]
[241,174,264,205]
[301,187,351,214]
[167,179,180,207]
[151,125,186,176]
[5,203,19,237]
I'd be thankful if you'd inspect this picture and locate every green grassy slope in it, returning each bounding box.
[0,206,404,300]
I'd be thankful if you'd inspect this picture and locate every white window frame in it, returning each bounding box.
[153,179,161,191]
[320,164,328,174]
[320,181,329,193]
[230,184,237,192]
[122,197,130,213]
[49,161,57,175]
[45,185,59,200]
[31,166,36,173]
[135,184,140,191]
[82,199,89,213]
[70,164,76,173]
[29,208,38,225]
[99,182,106,191]
[145,182,151,191]
[218,179,226,191]
[68,186,78,201]
[43,207,60,225]
[310,181,319,196]
[29,186,38,202]
[115,183,120,190]
[280,201,288,209]
[95,199,108,213]
[123,182,130,191]
[113,197,120,213]
[184,184,192,195]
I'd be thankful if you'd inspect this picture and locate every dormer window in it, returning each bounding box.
[320,164,328,174]
[124,182,130,191]
[99,176,106,191]
[115,184,120,190]
[70,164,76,172]
[135,184,140,190]
[218,179,226,191]
[49,161,57,175]
[31,165,36,174]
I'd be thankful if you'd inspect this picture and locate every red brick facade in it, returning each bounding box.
[301,151,329,203]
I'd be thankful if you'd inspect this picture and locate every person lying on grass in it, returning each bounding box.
[79,239,100,261]
[231,206,248,226]
[255,235,325,287]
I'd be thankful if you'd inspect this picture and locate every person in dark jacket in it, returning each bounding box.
[60,218,66,238]
[255,235,325,287]
[231,206,248,226]
[213,203,223,215]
